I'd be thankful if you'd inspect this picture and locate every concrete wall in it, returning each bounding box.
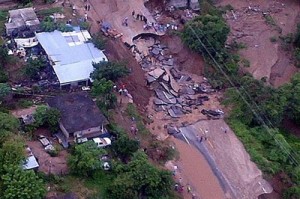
[59,122,69,139]
[168,0,188,8]
[190,0,200,10]
[74,126,101,138]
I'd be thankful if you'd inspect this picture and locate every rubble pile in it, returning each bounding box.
[132,37,224,119]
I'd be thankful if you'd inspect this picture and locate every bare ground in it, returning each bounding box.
[217,0,300,87]
[27,128,68,175]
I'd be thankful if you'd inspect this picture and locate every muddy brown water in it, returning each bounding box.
[173,138,226,199]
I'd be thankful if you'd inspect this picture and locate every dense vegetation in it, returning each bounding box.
[182,1,300,197]
[90,61,129,112]
[294,24,300,67]
[0,112,46,199]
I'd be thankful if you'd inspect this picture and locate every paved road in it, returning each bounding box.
[173,120,273,199]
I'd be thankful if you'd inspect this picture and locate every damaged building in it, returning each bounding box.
[5,7,40,36]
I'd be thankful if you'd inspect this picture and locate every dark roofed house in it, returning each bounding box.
[47,92,108,141]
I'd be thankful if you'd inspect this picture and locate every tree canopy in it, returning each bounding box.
[0,46,9,66]
[294,24,300,48]
[68,141,106,177]
[111,134,139,162]
[91,33,106,50]
[31,106,61,132]
[92,78,117,110]
[91,61,130,82]
[23,58,47,80]
[283,73,300,123]
[182,14,230,57]
[0,112,19,132]
[1,166,46,199]
[106,152,173,199]
[0,136,25,172]
[0,83,11,102]
[0,110,46,199]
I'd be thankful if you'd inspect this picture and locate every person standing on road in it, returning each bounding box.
[187,184,191,193]
[204,129,208,140]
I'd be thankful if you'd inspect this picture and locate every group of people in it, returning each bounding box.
[132,10,148,24]
[122,10,178,33]
[196,129,208,143]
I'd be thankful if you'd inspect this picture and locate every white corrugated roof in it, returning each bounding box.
[36,30,108,84]
[23,155,39,170]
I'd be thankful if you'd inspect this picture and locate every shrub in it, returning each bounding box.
[91,33,107,50]
[270,36,277,43]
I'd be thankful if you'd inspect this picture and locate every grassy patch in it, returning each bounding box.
[126,104,150,136]
[264,14,276,26]
[43,175,97,198]
[36,7,63,17]
[0,10,8,35]
[17,99,34,108]
[84,170,116,198]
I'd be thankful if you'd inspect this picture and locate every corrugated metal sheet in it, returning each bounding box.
[36,30,108,84]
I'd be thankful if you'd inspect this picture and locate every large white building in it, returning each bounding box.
[36,29,108,86]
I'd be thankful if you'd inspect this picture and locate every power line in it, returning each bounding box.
[186,24,300,166]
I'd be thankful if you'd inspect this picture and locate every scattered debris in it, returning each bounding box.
[201,109,224,119]
[132,36,224,119]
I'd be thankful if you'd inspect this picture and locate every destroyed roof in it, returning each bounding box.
[5,7,40,29]
[47,92,108,134]
[36,30,108,85]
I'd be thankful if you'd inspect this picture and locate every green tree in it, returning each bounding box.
[294,24,300,48]
[0,130,12,148]
[15,0,32,5]
[31,106,60,132]
[23,58,46,79]
[0,136,25,173]
[91,61,130,82]
[45,108,60,132]
[0,69,8,83]
[0,112,19,132]
[1,166,46,199]
[111,134,139,162]
[223,75,288,125]
[92,78,117,110]
[68,141,106,177]
[106,152,173,199]
[182,14,230,58]
[33,105,48,127]
[0,47,9,66]
[92,33,106,50]
[283,73,300,123]
[0,83,11,102]
[40,17,56,32]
